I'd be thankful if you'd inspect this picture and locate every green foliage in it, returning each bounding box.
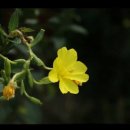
[0,9,52,105]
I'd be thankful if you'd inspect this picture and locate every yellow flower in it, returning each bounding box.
[48,47,89,94]
[3,81,15,100]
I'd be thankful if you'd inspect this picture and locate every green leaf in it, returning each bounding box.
[34,77,52,85]
[19,27,34,33]
[31,29,45,47]
[8,8,22,32]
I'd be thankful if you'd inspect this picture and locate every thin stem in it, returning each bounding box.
[11,70,25,82]
[42,65,52,70]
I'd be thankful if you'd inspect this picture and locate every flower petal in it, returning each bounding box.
[48,69,59,82]
[68,61,87,74]
[53,58,68,76]
[67,48,77,63]
[65,73,89,82]
[60,78,79,94]
[59,79,68,94]
[57,47,77,67]
[57,47,67,59]
[53,58,59,70]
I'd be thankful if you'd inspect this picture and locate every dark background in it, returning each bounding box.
[0,8,130,124]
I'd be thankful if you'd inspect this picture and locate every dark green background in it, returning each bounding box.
[0,8,130,124]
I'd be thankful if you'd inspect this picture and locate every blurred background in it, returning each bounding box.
[0,8,130,124]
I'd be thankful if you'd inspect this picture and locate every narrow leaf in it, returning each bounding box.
[8,8,22,32]
[31,29,45,47]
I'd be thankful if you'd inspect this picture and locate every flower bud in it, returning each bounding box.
[4,58,11,78]
[3,81,15,100]
[27,69,33,88]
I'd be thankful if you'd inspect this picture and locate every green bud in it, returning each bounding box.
[24,89,42,105]
[4,58,11,78]
[31,52,52,70]
[27,69,33,88]
[28,96,43,105]
[20,80,25,95]
[32,53,44,67]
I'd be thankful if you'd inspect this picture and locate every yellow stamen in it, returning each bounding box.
[74,80,82,86]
